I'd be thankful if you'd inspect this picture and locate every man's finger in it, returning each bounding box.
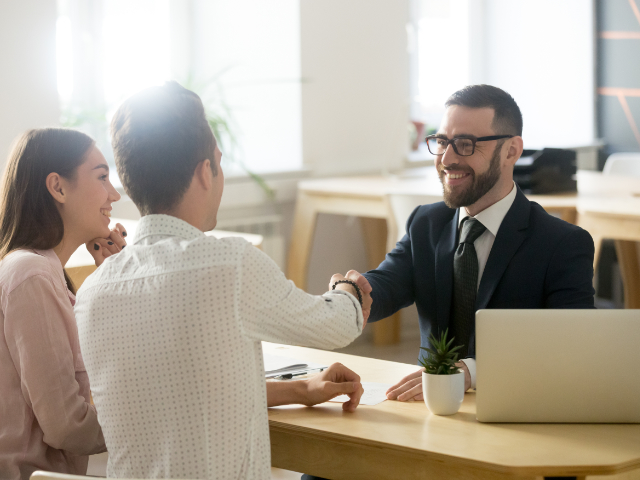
[323,363,360,384]
[326,380,360,397]
[386,377,422,399]
[386,369,423,394]
[397,383,423,402]
[346,270,372,294]
[343,382,364,412]
[329,273,346,290]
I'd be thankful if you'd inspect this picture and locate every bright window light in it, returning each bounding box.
[56,0,302,174]
[56,14,73,104]
[102,0,171,108]
[414,0,470,128]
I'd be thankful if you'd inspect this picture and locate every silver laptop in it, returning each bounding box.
[475,309,640,423]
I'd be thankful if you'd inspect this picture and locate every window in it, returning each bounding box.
[409,0,595,151]
[56,0,302,175]
[410,0,471,131]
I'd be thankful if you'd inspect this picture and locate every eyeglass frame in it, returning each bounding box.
[424,134,515,157]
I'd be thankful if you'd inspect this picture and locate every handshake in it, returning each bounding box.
[329,270,373,324]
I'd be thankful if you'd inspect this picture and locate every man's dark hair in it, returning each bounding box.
[445,84,523,137]
[111,81,217,215]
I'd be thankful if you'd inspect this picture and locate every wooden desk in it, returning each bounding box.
[65,218,263,289]
[266,343,640,480]
[287,170,578,345]
[577,196,640,308]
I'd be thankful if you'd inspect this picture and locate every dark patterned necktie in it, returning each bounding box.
[450,217,487,357]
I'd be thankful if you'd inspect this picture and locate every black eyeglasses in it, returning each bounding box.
[425,135,515,157]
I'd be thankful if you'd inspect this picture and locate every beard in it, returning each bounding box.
[438,143,502,209]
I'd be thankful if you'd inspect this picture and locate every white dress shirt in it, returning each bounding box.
[458,183,517,389]
[75,215,363,480]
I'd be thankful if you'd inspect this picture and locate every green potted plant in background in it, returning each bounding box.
[185,72,276,200]
[419,329,465,415]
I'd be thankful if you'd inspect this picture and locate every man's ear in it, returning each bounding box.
[194,159,213,190]
[505,136,524,167]
[46,172,66,204]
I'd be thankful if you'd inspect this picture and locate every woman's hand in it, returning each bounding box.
[86,223,127,267]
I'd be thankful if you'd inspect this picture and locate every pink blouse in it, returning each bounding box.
[0,249,105,480]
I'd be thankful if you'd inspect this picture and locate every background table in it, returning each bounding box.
[266,343,640,480]
[286,169,578,345]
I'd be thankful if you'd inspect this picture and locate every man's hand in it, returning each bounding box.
[302,362,364,412]
[386,363,471,402]
[386,368,425,402]
[86,223,128,267]
[266,363,363,412]
[329,270,373,324]
[455,361,472,392]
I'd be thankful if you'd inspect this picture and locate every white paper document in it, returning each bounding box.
[329,382,392,406]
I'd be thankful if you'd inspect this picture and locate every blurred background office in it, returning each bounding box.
[0,0,637,322]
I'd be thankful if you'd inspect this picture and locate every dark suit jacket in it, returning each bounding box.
[363,186,595,357]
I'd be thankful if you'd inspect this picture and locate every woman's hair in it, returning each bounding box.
[0,128,95,293]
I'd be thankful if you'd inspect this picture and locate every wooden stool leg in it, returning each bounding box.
[614,240,640,309]
[360,217,401,345]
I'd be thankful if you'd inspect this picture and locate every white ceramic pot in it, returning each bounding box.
[422,371,465,415]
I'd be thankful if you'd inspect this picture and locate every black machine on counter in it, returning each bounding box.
[513,148,577,194]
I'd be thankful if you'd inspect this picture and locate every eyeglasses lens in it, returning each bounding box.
[426,138,446,155]
[454,138,474,156]
[426,137,475,156]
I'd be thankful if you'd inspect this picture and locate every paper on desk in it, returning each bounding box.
[328,382,392,406]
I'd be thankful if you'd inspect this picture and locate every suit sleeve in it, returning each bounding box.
[545,227,595,308]
[363,206,419,322]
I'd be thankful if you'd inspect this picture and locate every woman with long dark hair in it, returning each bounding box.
[0,128,126,480]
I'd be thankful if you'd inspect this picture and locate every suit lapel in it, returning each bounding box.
[476,187,531,310]
[435,209,459,331]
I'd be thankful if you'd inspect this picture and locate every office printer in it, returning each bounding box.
[513,148,577,194]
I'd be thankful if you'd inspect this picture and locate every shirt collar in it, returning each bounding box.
[133,214,206,244]
[457,182,517,236]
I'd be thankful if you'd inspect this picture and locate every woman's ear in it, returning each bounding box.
[46,172,66,204]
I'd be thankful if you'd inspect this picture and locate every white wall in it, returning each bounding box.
[300,0,411,176]
[0,0,60,171]
[473,0,596,148]
[191,0,302,174]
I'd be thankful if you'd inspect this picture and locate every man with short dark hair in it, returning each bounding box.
[338,84,595,401]
[75,82,372,480]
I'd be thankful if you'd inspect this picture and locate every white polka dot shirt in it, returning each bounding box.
[75,214,363,480]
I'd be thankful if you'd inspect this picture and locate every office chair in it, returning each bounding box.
[386,192,442,243]
[601,152,640,308]
[602,152,640,176]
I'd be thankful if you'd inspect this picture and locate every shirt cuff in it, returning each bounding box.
[323,290,364,332]
[460,357,476,390]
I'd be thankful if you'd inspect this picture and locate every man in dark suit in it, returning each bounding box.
[341,84,595,401]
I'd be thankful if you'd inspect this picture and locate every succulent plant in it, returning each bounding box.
[418,329,463,375]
